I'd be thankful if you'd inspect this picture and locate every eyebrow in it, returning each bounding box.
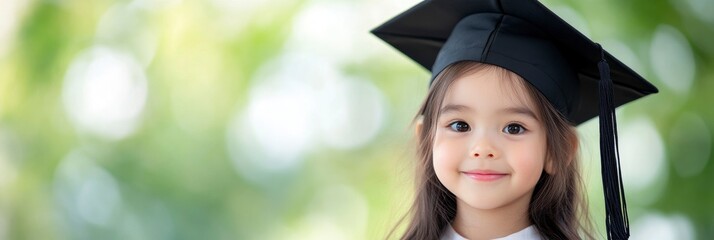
[439,104,538,120]
[500,106,538,120]
[439,104,471,115]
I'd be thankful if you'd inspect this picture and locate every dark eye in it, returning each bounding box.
[448,121,470,132]
[503,123,526,135]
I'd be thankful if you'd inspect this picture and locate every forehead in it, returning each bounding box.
[442,67,536,111]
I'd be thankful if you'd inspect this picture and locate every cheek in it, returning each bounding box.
[432,133,464,177]
[509,140,547,180]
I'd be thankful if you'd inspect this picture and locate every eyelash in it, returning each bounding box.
[446,121,529,135]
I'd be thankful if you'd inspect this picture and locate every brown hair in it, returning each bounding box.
[387,61,594,239]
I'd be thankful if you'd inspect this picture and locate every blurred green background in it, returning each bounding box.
[0,0,712,239]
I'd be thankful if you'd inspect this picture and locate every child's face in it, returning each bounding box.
[432,68,547,212]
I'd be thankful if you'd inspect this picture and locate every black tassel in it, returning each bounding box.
[597,44,630,240]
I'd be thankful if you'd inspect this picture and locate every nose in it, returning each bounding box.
[470,132,498,159]
[474,152,495,158]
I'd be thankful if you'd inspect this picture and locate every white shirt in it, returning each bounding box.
[440,224,543,240]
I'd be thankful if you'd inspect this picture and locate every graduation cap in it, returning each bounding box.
[371,0,658,239]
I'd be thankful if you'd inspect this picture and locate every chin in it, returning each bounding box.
[459,195,509,210]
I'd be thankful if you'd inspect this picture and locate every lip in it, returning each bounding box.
[461,170,509,182]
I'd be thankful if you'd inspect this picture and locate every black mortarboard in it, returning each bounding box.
[371,0,658,239]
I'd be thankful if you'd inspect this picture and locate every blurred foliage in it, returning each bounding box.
[0,0,712,239]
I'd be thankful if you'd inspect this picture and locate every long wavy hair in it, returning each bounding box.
[387,61,594,239]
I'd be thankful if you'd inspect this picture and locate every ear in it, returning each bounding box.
[567,136,579,168]
[415,116,424,137]
[544,156,555,175]
[544,135,579,175]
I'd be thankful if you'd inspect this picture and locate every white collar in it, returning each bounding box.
[440,224,543,240]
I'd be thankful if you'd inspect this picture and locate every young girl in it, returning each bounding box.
[372,0,659,239]
[404,62,587,239]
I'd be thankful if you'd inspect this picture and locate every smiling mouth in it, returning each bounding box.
[461,170,509,181]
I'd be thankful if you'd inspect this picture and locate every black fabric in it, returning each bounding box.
[598,44,630,239]
[371,0,658,125]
